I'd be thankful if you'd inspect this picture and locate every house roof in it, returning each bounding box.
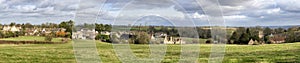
[269,35,285,41]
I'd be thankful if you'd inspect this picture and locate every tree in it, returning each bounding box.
[230,32,240,44]
[59,20,74,33]
[148,26,155,32]
[104,24,111,31]
[59,22,67,28]
[65,32,72,38]
[246,28,261,42]
[275,28,284,34]
[246,28,251,34]
[24,23,33,28]
[136,32,150,44]
[95,23,112,32]
[251,35,260,42]
[169,28,179,37]
[95,24,104,32]
[264,27,272,36]
[160,26,168,33]
[84,23,94,30]
[286,32,295,43]
[288,27,298,32]
[239,33,250,44]
[9,22,16,26]
[41,23,47,28]
[286,31,300,43]
[246,28,253,38]
[45,32,55,42]
[5,31,15,38]
[237,27,246,33]
[16,24,21,27]
[96,34,110,42]
[296,32,300,42]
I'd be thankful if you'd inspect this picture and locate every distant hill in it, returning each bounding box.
[261,25,300,29]
[227,25,300,29]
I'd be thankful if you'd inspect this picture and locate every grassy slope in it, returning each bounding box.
[98,42,300,63]
[0,43,75,63]
[0,36,63,42]
[0,41,299,63]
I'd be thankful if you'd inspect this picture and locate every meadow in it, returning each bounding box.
[0,37,299,63]
[0,36,64,42]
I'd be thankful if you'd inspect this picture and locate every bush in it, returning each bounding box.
[56,31,66,37]
[96,34,111,42]
[135,32,151,44]
[0,31,4,38]
[110,34,120,43]
[65,32,72,38]
[45,32,55,42]
[6,31,15,38]
[45,36,53,41]
[128,38,135,44]
[206,40,212,44]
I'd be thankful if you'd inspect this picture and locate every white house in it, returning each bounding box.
[100,31,111,35]
[2,26,22,32]
[72,29,98,40]
[163,36,185,44]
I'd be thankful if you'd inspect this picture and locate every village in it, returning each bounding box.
[2,25,68,36]
[0,22,295,45]
[68,23,295,45]
[0,21,74,43]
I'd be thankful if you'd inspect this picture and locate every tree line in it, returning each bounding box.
[229,26,300,44]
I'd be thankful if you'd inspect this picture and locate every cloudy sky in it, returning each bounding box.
[0,0,300,26]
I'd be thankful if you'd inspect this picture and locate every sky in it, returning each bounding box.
[0,0,300,26]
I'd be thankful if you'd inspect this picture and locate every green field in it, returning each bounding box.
[0,36,63,42]
[0,40,299,63]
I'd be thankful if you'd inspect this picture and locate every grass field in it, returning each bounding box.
[0,36,63,42]
[0,40,299,63]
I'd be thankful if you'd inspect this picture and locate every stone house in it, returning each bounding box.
[248,39,259,45]
[72,29,98,40]
[2,26,22,32]
[25,28,65,36]
[100,31,111,35]
[269,34,286,44]
[163,36,185,44]
[154,32,167,38]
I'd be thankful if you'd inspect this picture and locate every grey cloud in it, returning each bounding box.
[0,0,79,24]
[218,0,251,6]
[1,0,300,26]
[275,0,300,13]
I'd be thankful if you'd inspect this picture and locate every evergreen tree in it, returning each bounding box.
[230,32,239,44]
[239,33,250,44]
